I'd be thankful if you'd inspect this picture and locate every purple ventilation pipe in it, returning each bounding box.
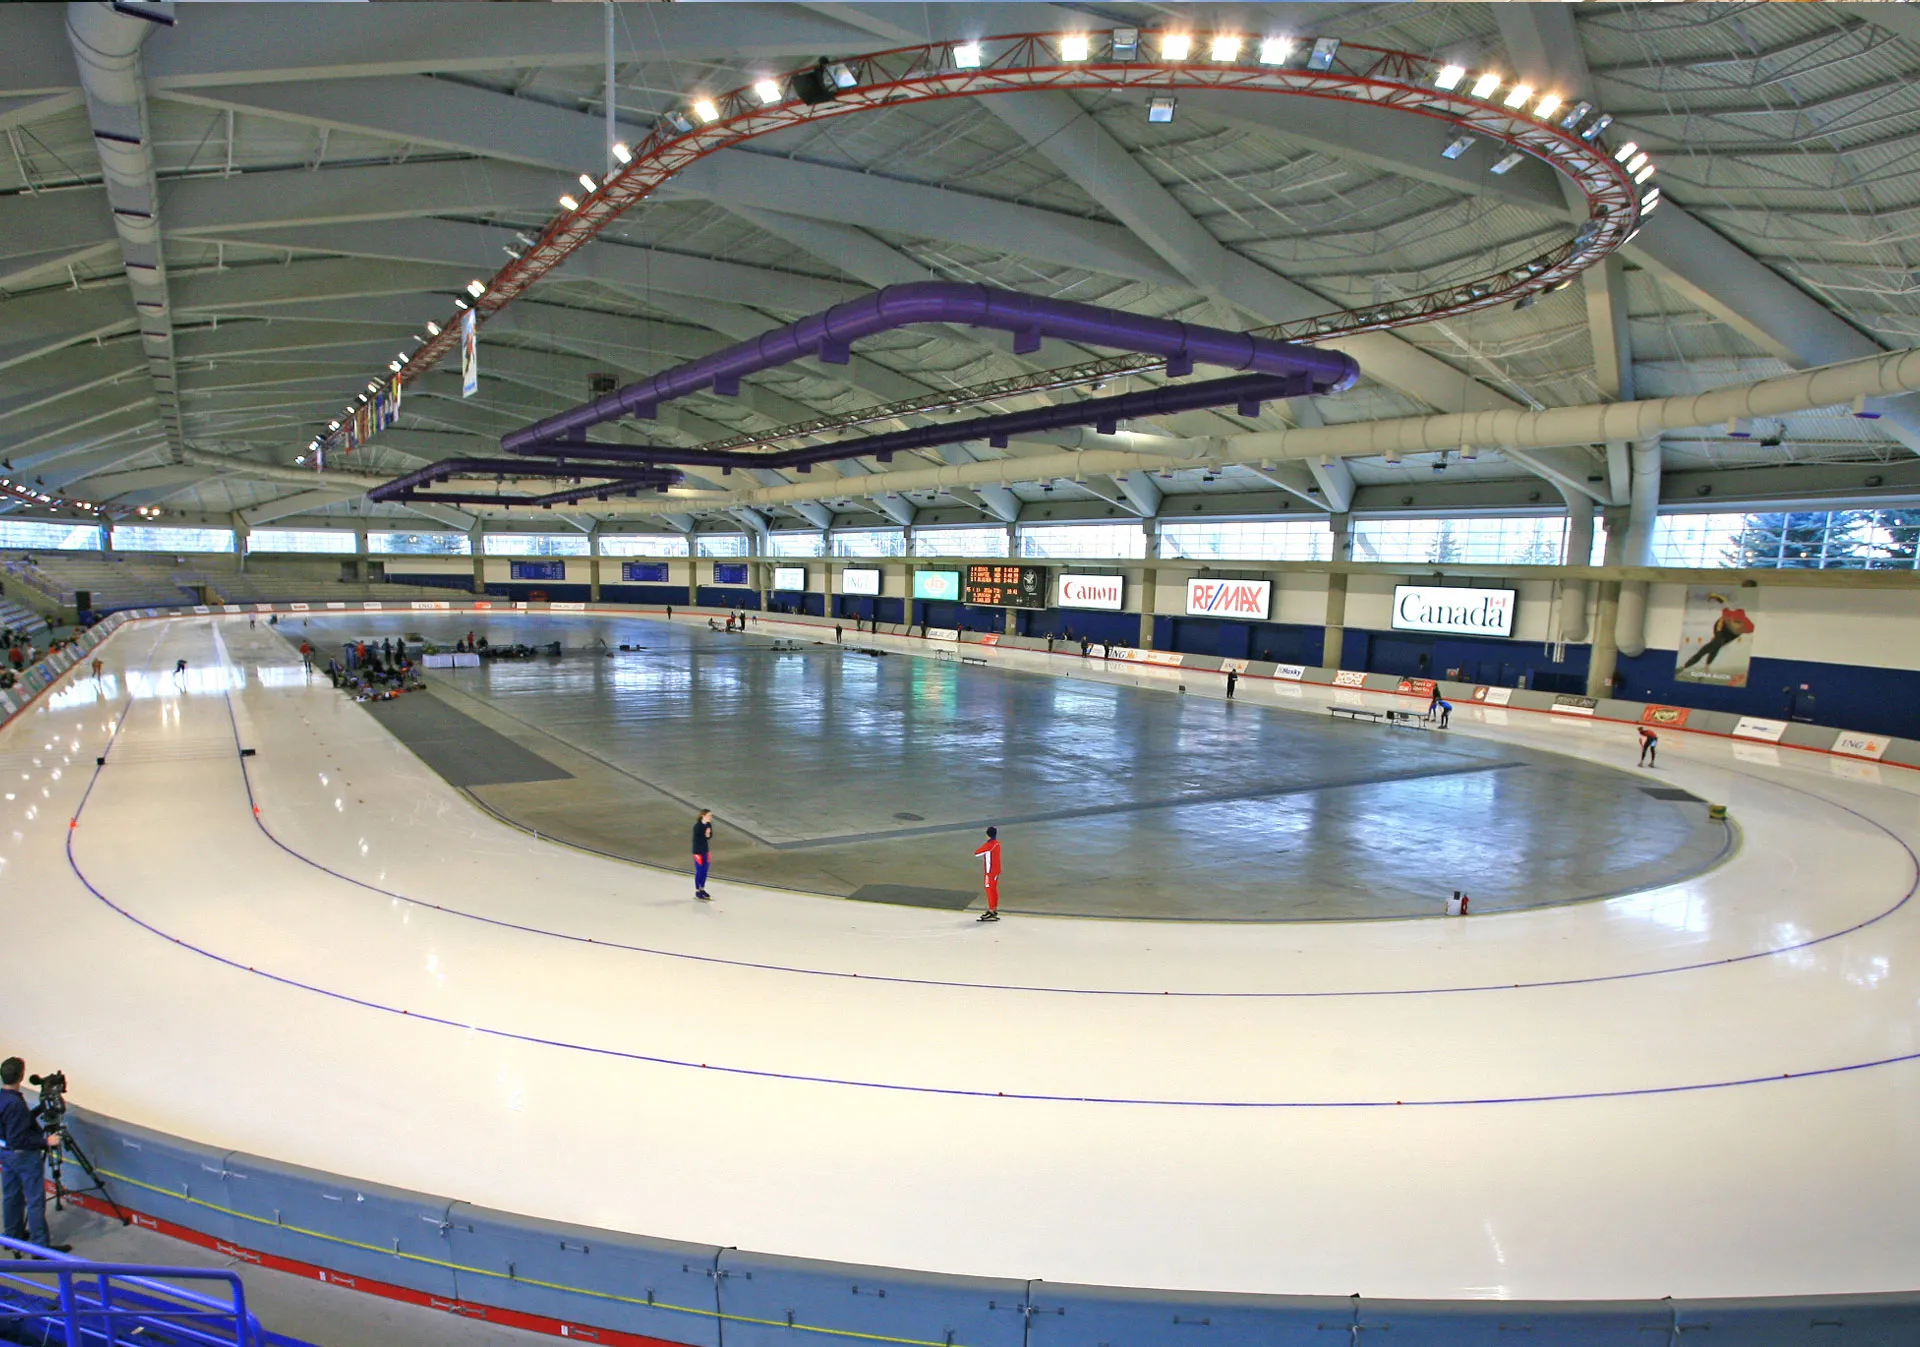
[367,458,682,507]
[502,282,1360,454]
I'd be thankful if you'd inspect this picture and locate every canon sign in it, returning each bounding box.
[1185,578,1272,621]
[1058,573,1125,611]
[1391,585,1516,638]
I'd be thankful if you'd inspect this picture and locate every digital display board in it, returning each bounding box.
[1391,585,1515,638]
[1057,573,1125,611]
[913,570,961,601]
[772,566,807,591]
[622,561,669,583]
[712,563,749,586]
[840,567,881,596]
[510,560,567,581]
[964,564,1048,609]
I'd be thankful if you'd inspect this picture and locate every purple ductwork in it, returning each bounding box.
[502,282,1360,456]
[367,457,682,509]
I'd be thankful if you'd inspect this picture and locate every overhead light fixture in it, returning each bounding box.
[1581,113,1613,141]
[1503,83,1533,109]
[559,193,579,211]
[1059,34,1090,62]
[611,142,632,163]
[1491,150,1523,174]
[691,99,720,124]
[328,420,340,430]
[1470,72,1500,99]
[1147,95,1176,124]
[954,42,983,69]
[1161,33,1191,60]
[426,322,440,337]
[828,62,858,90]
[1634,163,1656,185]
[1307,37,1339,70]
[358,393,369,403]
[1559,100,1593,130]
[295,455,306,465]
[1210,34,1242,62]
[578,172,598,191]
[1533,94,1562,120]
[366,381,379,392]
[388,361,401,372]
[1434,64,1465,91]
[1442,134,1475,160]
[504,245,522,259]
[454,298,469,309]
[1614,140,1639,163]
[1259,36,1293,65]
[1627,151,1649,173]
[663,110,693,133]
[753,79,782,104]
[466,279,486,296]
[1111,27,1138,57]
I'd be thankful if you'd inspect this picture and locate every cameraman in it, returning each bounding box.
[1,1058,66,1252]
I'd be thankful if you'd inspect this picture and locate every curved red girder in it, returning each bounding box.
[319,31,1646,459]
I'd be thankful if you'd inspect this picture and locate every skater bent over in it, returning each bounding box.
[691,809,714,900]
[1638,726,1658,767]
[974,827,1002,922]
[1435,698,1452,729]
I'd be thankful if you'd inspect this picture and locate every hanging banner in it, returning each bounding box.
[1675,586,1758,687]
[461,309,479,398]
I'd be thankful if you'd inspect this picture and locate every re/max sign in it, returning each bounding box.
[1184,578,1272,620]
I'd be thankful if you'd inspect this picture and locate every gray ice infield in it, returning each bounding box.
[308,615,1732,921]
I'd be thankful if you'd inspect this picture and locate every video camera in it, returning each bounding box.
[28,1069,67,1123]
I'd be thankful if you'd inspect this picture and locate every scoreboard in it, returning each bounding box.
[964,564,1048,609]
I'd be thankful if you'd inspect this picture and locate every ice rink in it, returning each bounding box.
[5,612,1919,1304]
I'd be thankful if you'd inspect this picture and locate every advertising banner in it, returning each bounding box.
[1397,677,1437,699]
[772,566,807,592]
[1473,686,1513,706]
[1185,577,1272,620]
[925,627,960,642]
[1391,585,1516,638]
[1641,705,1690,728]
[1833,730,1891,760]
[461,310,478,398]
[912,570,960,601]
[1273,664,1307,681]
[1058,573,1125,611]
[1332,670,1368,688]
[1551,694,1598,716]
[409,601,452,610]
[1220,658,1249,674]
[1675,586,1758,687]
[840,568,881,596]
[1733,715,1789,742]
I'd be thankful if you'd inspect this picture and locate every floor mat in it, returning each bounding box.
[361,691,573,787]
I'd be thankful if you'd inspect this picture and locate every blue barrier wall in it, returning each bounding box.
[63,1108,1920,1347]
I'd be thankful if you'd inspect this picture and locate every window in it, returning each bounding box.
[913,526,1009,557]
[483,533,590,556]
[831,529,906,557]
[599,533,689,557]
[110,526,235,553]
[1653,509,1920,570]
[694,534,749,558]
[0,521,101,551]
[1353,515,1568,566]
[768,532,826,557]
[1018,522,1146,559]
[368,531,471,555]
[247,528,356,555]
[1160,520,1329,561]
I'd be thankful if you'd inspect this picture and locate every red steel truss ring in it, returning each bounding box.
[322,33,1643,458]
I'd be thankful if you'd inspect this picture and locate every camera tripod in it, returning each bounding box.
[45,1121,129,1227]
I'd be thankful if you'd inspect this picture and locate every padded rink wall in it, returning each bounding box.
[62,1108,1920,1346]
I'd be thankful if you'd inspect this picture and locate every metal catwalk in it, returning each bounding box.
[3,614,1917,1303]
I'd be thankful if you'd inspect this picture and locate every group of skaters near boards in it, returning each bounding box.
[690,809,1005,922]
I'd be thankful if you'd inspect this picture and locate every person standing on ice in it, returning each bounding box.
[975,827,1002,923]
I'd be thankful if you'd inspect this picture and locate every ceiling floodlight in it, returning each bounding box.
[328,421,340,430]
[1441,134,1475,160]
[1470,72,1500,99]
[1634,163,1655,184]
[1112,27,1138,57]
[1559,100,1593,130]
[1434,64,1465,91]
[1503,83,1533,109]
[1059,34,1090,61]
[691,98,721,124]
[358,393,369,403]
[366,381,379,392]
[663,111,693,133]
[426,322,441,336]
[454,298,469,309]
[1490,150,1524,175]
[1581,113,1613,141]
[578,172,598,191]
[466,279,485,296]
[753,79,782,104]
[1210,34,1242,61]
[388,361,401,372]
[1613,140,1638,163]
[828,62,858,90]
[1626,151,1649,173]
[1147,95,1177,123]
[1259,37,1292,65]
[1307,37,1340,70]
[1534,93,1562,120]
[611,142,632,163]
[954,42,983,68]
[558,193,579,211]
[1161,33,1191,60]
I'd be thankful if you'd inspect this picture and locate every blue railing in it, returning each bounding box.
[0,1234,306,1347]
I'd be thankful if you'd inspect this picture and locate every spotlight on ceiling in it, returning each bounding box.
[1147,95,1176,124]
[1210,34,1241,62]
[1503,83,1533,109]
[691,99,720,124]
[1559,100,1593,130]
[1470,72,1500,99]
[1441,134,1475,160]
[1534,94,1562,120]
[1581,113,1613,141]
[558,193,579,211]
[1434,64,1465,91]
[1307,37,1339,70]
[426,322,441,336]
[953,42,983,69]
[465,279,485,296]
[1490,150,1523,175]
[1111,27,1138,57]
[1259,36,1293,65]
[1160,32,1191,60]
[1059,34,1090,62]
[753,79,782,104]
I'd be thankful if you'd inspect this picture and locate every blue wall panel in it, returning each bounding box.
[697,587,760,609]
[599,585,690,606]
[716,1251,1026,1347]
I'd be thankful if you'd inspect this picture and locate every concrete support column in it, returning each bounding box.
[1615,438,1660,659]
[588,526,602,602]
[1321,512,1352,670]
[1138,565,1156,649]
[1587,581,1622,699]
[353,527,369,583]
[232,513,250,574]
[1558,485,1593,643]
[468,523,485,595]
[1004,522,1018,559]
